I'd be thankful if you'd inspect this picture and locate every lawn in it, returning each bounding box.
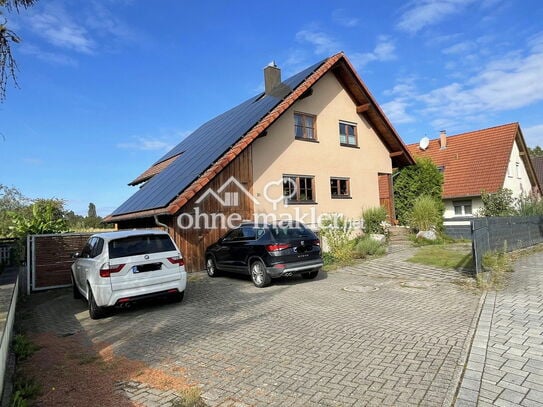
[407,244,473,270]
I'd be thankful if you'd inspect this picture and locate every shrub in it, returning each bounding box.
[362,206,388,234]
[516,193,543,216]
[479,188,516,217]
[352,236,387,258]
[408,195,442,232]
[394,157,444,225]
[319,214,355,262]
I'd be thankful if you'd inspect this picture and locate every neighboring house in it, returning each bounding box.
[105,52,414,271]
[407,123,541,238]
[532,156,543,187]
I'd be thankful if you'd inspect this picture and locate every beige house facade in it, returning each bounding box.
[252,72,393,227]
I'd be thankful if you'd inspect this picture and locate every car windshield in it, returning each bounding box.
[108,234,176,259]
[270,224,314,241]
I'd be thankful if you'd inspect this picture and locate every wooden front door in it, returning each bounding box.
[378,173,395,222]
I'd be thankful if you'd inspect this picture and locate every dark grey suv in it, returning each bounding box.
[205,221,323,287]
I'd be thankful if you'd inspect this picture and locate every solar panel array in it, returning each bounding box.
[112,59,326,216]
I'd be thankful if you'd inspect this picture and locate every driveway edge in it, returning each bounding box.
[450,289,493,406]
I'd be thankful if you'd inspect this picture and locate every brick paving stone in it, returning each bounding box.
[19,245,481,406]
[455,250,543,407]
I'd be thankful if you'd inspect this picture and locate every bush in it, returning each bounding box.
[352,236,387,258]
[408,195,442,232]
[362,206,388,234]
[479,188,516,217]
[516,193,543,216]
[319,214,354,262]
[394,157,444,225]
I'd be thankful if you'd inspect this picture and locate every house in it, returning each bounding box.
[105,52,414,271]
[532,156,543,187]
[407,123,541,238]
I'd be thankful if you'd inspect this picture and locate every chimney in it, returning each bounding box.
[439,130,447,149]
[264,62,281,95]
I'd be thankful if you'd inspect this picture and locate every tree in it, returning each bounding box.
[0,184,30,236]
[528,146,543,157]
[87,202,97,218]
[8,198,69,237]
[1,0,37,101]
[393,157,444,227]
[479,188,516,217]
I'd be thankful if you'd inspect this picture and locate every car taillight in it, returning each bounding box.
[312,239,320,246]
[266,243,291,252]
[167,256,185,266]
[99,263,125,278]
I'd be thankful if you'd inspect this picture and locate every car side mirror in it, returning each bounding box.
[217,237,224,244]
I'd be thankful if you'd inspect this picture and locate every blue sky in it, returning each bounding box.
[1,0,543,216]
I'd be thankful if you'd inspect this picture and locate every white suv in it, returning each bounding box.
[71,230,187,319]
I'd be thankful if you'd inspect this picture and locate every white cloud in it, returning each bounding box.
[295,29,340,55]
[418,34,543,116]
[332,9,359,27]
[117,137,174,152]
[19,1,139,62]
[442,41,476,55]
[397,0,476,34]
[381,99,416,124]
[20,44,78,66]
[117,130,191,152]
[350,36,397,68]
[523,124,543,148]
[27,5,96,54]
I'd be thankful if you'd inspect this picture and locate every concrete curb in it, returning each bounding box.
[450,288,490,406]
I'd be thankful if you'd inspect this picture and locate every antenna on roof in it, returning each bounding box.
[419,136,430,150]
[267,61,277,68]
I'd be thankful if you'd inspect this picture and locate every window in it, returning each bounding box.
[108,234,176,259]
[294,112,316,141]
[437,165,445,173]
[516,162,520,178]
[339,121,357,146]
[283,175,315,203]
[453,200,472,216]
[330,178,350,198]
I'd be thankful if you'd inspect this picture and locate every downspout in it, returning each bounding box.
[154,215,169,231]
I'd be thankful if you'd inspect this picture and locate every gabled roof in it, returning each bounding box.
[106,52,414,222]
[532,156,543,187]
[407,123,541,199]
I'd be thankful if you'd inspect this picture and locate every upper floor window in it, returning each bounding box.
[283,175,315,203]
[294,112,316,141]
[330,178,351,198]
[516,162,520,178]
[339,121,358,146]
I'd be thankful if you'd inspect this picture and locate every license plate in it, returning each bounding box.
[132,263,161,273]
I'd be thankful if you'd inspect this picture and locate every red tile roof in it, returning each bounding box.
[407,123,523,198]
[532,156,543,187]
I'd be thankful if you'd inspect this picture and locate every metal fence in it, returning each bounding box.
[471,216,543,273]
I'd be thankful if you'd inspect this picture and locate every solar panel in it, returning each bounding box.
[111,59,326,216]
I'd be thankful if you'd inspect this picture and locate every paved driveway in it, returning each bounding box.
[18,247,481,406]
